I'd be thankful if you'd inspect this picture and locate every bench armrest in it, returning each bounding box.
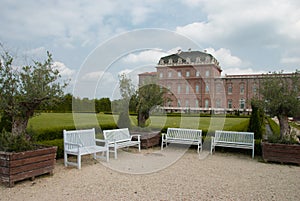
[95,139,109,146]
[131,135,140,141]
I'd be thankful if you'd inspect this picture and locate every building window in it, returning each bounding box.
[195,99,199,107]
[185,100,189,107]
[196,57,201,63]
[167,84,171,94]
[196,71,200,77]
[168,71,172,78]
[159,59,164,65]
[239,99,245,109]
[186,84,189,94]
[186,71,190,77]
[177,84,181,94]
[159,72,163,78]
[253,84,257,93]
[228,84,232,94]
[216,99,221,108]
[205,70,210,77]
[186,57,191,64]
[240,83,245,94]
[228,100,232,108]
[216,83,222,93]
[205,99,209,108]
[195,84,199,93]
[177,100,181,107]
[177,71,181,78]
[178,58,182,64]
[205,84,210,93]
[168,58,173,64]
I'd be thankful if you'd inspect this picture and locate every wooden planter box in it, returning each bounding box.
[131,131,161,149]
[262,142,300,165]
[0,145,57,187]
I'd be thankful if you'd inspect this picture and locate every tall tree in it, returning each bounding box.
[0,50,68,136]
[137,82,164,127]
[117,74,135,129]
[260,71,300,140]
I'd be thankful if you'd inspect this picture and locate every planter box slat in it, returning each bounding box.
[0,146,57,187]
[9,154,55,167]
[262,142,300,165]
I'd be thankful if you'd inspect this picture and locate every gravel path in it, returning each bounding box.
[1,147,299,201]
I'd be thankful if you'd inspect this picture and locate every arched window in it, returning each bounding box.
[205,99,209,108]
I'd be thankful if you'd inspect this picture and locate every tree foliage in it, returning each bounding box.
[117,74,135,129]
[259,71,300,140]
[137,83,164,127]
[0,50,68,136]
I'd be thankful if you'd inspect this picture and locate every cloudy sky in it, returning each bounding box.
[1,0,300,99]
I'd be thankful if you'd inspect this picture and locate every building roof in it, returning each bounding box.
[158,50,219,66]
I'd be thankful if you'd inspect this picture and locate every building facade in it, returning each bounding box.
[138,50,297,113]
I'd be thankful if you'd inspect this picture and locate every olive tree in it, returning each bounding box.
[260,71,300,140]
[0,50,68,136]
[137,83,164,127]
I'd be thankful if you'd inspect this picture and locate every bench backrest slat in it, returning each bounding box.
[215,130,254,144]
[103,128,131,142]
[64,128,96,149]
[167,128,202,140]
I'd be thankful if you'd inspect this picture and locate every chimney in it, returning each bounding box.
[177,49,182,54]
[188,48,191,52]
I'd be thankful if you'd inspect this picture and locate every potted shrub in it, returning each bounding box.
[259,71,300,165]
[0,49,67,187]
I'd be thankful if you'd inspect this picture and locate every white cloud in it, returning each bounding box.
[122,49,167,64]
[205,47,243,67]
[52,61,75,77]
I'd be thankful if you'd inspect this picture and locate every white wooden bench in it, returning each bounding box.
[211,130,255,158]
[63,128,109,169]
[103,128,141,159]
[161,128,202,153]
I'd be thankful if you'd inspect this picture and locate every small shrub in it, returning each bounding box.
[0,130,34,152]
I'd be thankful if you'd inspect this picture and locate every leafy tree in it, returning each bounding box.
[95,97,111,113]
[259,71,300,140]
[137,83,164,127]
[0,50,68,136]
[117,74,135,129]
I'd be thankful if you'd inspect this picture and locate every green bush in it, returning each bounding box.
[0,130,34,152]
[38,139,64,159]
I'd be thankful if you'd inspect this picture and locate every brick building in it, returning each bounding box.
[138,49,297,113]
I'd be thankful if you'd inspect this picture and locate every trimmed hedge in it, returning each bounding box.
[28,123,118,141]
[38,139,64,159]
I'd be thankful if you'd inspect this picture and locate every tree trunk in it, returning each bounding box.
[11,116,29,136]
[138,111,149,128]
[277,114,291,140]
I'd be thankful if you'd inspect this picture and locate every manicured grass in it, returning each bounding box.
[28,113,249,133]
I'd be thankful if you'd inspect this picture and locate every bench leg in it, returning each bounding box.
[114,145,117,159]
[106,149,109,162]
[64,151,68,167]
[252,149,254,159]
[78,154,81,169]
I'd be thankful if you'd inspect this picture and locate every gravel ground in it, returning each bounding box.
[1,147,299,201]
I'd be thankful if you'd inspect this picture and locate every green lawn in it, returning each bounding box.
[28,113,249,133]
